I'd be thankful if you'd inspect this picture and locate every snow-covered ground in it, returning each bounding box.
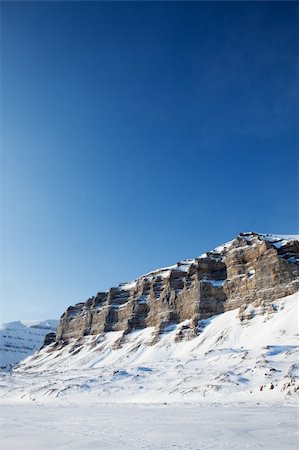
[0,403,298,449]
[0,320,58,370]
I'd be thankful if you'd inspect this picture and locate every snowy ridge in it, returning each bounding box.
[118,232,299,290]
[0,320,58,370]
[243,232,299,248]
[1,292,298,404]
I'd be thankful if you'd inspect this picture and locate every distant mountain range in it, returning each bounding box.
[0,320,58,370]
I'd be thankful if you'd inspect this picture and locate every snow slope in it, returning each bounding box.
[0,320,58,370]
[1,293,297,404]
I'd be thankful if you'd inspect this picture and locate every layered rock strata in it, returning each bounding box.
[55,233,299,343]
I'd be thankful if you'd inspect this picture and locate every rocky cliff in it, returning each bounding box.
[54,233,299,345]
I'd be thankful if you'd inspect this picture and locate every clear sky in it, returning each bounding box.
[1,1,298,322]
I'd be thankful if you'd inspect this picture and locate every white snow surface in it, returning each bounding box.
[0,403,298,450]
[1,292,298,405]
[0,320,58,370]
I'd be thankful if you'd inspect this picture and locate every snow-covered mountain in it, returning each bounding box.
[0,320,58,371]
[0,232,298,404]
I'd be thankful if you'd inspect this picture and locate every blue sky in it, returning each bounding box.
[1,2,298,322]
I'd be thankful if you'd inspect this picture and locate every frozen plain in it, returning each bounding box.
[0,402,298,450]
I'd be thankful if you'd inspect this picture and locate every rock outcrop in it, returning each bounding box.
[55,233,299,343]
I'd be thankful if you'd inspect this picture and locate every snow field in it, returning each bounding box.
[0,403,298,450]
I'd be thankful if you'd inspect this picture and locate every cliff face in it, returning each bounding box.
[55,233,299,343]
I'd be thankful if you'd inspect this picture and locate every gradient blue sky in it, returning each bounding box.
[1,1,298,322]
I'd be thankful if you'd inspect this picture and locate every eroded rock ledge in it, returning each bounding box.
[54,232,299,344]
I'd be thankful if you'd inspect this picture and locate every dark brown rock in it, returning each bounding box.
[41,332,56,348]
